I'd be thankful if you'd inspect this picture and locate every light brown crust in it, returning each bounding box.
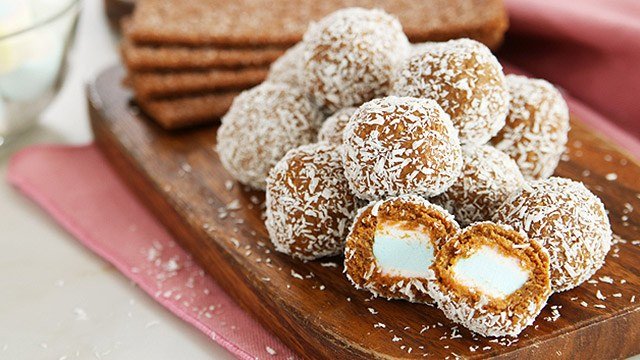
[136,91,240,129]
[127,0,508,49]
[434,223,549,311]
[120,20,286,70]
[121,39,286,71]
[129,68,269,99]
[429,222,551,337]
[344,195,460,303]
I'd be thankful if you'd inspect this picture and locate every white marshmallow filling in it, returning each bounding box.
[372,221,434,278]
[451,245,529,299]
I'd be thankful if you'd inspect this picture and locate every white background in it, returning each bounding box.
[0,0,233,358]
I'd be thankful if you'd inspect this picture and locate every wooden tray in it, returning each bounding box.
[88,65,640,359]
[104,0,135,32]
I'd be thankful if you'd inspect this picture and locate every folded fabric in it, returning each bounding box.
[7,145,295,360]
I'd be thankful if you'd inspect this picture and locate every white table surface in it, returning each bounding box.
[0,0,234,358]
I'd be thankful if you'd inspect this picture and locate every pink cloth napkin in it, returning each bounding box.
[6,1,640,359]
[7,146,295,360]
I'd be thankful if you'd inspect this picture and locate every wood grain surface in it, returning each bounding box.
[88,65,640,359]
[104,0,135,32]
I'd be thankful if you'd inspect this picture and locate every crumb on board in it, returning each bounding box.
[599,276,614,284]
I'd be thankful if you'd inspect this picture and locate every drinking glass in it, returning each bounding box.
[0,0,80,147]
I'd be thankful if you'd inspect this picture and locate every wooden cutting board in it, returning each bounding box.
[104,0,135,32]
[88,65,640,359]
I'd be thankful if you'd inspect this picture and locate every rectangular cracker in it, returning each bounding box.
[129,67,268,99]
[121,21,286,70]
[122,39,286,71]
[137,91,239,129]
[128,0,508,49]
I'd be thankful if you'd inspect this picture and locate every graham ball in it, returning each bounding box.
[429,222,551,337]
[344,194,460,303]
[302,8,410,113]
[342,96,462,200]
[318,107,357,145]
[431,145,525,226]
[494,177,612,292]
[491,74,570,180]
[392,38,509,146]
[217,83,323,189]
[265,143,359,260]
[266,42,304,88]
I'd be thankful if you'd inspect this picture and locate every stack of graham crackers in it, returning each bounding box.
[121,0,508,130]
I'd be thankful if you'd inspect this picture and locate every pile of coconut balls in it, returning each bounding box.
[217,8,613,338]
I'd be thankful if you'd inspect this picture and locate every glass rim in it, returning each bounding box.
[0,0,81,42]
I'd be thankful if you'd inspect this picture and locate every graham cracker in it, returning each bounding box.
[137,91,239,129]
[130,68,268,99]
[121,34,286,71]
[128,0,508,49]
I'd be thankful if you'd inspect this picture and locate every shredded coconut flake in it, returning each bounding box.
[491,75,570,180]
[265,346,277,356]
[217,83,323,189]
[342,96,462,200]
[393,39,509,146]
[494,177,612,292]
[302,8,409,112]
[265,144,358,260]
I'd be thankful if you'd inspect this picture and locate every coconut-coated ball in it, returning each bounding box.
[431,145,525,226]
[265,143,359,260]
[217,83,323,189]
[494,177,612,292]
[342,96,462,200]
[302,8,410,113]
[318,107,357,145]
[392,38,509,146]
[491,74,570,180]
